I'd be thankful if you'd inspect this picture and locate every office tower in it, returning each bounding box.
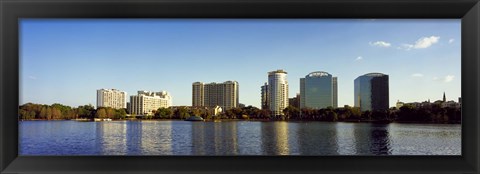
[354,73,389,111]
[192,81,239,110]
[96,89,127,109]
[261,82,269,109]
[299,71,338,109]
[129,90,172,116]
[268,69,289,116]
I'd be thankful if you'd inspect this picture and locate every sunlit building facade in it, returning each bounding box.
[129,90,172,116]
[192,81,239,110]
[192,82,205,107]
[354,73,389,111]
[300,71,338,109]
[268,69,289,116]
[96,89,127,109]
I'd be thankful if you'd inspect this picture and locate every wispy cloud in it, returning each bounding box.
[369,41,391,48]
[355,56,363,61]
[412,73,424,77]
[28,76,37,80]
[448,38,455,44]
[399,36,440,50]
[433,75,454,83]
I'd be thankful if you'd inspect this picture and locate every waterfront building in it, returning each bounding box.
[333,77,338,108]
[192,82,204,107]
[96,89,127,109]
[354,73,389,111]
[288,93,300,108]
[192,81,239,110]
[261,82,269,109]
[300,71,338,109]
[397,93,461,109]
[267,69,289,116]
[129,90,172,116]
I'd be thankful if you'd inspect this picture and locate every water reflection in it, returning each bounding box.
[96,121,127,155]
[334,122,356,155]
[236,121,262,155]
[296,122,338,155]
[369,124,391,155]
[171,121,192,155]
[261,122,291,155]
[352,123,391,155]
[126,121,142,155]
[191,122,238,155]
[20,120,461,156]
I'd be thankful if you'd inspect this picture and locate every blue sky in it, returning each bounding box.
[20,19,461,108]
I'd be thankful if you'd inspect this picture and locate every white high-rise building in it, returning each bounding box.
[268,69,289,116]
[129,90,172,116]
[96,89,127,109]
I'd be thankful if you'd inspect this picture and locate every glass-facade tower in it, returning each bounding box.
[354,73,389,111]
[300,71,338,109]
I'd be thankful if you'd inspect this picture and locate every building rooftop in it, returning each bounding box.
[307,71,331,77]
[268,69,287,74]
[363,72,388,77]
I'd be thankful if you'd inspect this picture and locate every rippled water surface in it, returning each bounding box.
[19,120,461,155]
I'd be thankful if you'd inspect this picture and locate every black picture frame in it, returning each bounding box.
[1,0,479,173]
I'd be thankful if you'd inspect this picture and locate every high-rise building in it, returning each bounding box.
[300,71,338,109]
[129,90,172,116]
[268,69,289,116]
[192,82,204,107]
[354,73,389,111]
[96,89,127,109]
[192,81,239,110]
[261,82,269,109]
[333,77,338,108]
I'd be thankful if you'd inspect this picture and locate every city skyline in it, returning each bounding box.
[20,19,461,108]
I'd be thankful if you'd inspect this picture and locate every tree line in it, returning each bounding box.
[20,102,461,124]
[280,104,460,123]
[151,104,460,124]
[19,103,126,120]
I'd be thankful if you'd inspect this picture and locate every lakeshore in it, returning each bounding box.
[19,102,461,124]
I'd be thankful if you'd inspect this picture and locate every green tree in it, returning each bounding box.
[96,108,107,118]
[283,106,300,120]
[155,107,173,119]
[114,108,127,119]
[174,107,190,119]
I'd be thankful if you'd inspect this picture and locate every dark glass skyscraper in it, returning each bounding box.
[354,73,389,111]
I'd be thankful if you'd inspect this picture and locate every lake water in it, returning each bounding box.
[19,120,461,155]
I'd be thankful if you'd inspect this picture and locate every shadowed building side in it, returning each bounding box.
[354,73,389,111]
